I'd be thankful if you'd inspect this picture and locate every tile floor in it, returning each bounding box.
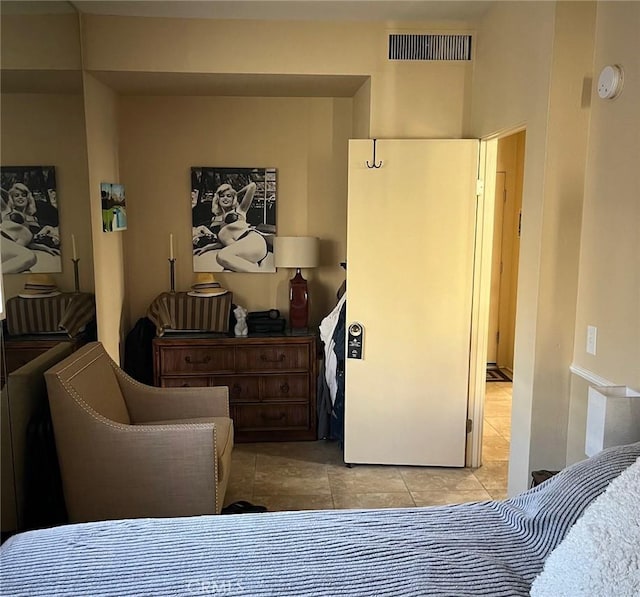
[224,381,513,512]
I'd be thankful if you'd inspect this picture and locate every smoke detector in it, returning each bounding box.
[597,65,624,100]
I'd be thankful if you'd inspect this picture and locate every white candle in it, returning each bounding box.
[71,234,77,260]
[169,233,174,260]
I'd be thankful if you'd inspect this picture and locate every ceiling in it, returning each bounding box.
[70,1,494,22]
[0,1,76,14]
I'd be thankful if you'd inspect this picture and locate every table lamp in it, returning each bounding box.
[274,236,319,330]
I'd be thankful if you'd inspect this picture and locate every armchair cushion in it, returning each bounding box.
[120,382,230,423]
[45,342,233,521]
[140,416,233,483]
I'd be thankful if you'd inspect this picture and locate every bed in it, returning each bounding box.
[1,442,639,596]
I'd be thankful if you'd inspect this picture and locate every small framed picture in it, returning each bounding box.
[101,182,127,232]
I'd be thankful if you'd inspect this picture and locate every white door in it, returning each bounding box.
[345,139,479,467]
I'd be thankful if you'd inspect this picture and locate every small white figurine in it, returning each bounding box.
[234,305,248,337]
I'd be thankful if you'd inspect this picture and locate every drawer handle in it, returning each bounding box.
[280,382,290,394]
[261,412,287,422]
[185,355,211,365]
[260,353,286,363]
[232,383,243,396]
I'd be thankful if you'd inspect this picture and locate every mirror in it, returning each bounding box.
[1,2,92,535]
[1,0,95,378]
[1,0,93,346]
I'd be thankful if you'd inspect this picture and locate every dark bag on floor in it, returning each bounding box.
[24,409,68,529]
[123,317,156,385]
[530,469,560,488]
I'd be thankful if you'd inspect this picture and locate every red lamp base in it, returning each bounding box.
[289,268,309,330]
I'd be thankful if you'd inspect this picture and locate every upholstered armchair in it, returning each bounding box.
[44,342,233,522]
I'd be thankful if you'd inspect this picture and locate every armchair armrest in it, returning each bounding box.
[114,366,229,423]
[64,420,223,519]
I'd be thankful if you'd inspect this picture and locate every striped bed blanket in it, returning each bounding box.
[2,443,638,597]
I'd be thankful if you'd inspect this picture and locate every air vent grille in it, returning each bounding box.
[388,34,472,61]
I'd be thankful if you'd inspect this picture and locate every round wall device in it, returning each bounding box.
[597,65,624,99]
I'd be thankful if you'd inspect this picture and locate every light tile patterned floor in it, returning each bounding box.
[224,381,512,511]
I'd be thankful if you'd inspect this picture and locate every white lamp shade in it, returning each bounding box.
[585,386,640,457]
[274,236,319,269]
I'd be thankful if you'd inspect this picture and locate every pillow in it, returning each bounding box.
[530,456,640,596]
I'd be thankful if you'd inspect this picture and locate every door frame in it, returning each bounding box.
[466,125,526,468]
[466,138,497,467]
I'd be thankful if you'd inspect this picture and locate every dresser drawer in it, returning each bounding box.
[161,376,210,388]
[159,346,234,374]
[235,345,309,372]
[211,375,259,403]
[261,374,309,401]
[232,403,310,431]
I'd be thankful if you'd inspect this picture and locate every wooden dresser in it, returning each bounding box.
[153,334,317,442]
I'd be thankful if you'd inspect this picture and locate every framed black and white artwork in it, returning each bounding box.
[191,167,277,273]
[101,182,127,232]
[0,165,61,273]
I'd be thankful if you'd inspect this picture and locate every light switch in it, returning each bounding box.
[586,325,597,355]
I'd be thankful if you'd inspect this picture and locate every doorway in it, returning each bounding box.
[487,130,525,377]
[482,130,525,474]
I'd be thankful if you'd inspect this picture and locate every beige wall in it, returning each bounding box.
[352,79,371,139]
[0,13,81,71]
[82,74,126,360]
[528,0,596,476]
[566,1,640,464]
[118,95,351,327]
[471,1,555,494]
[81,15,471,139]
[471,1,597,494]
[82,14,471,337]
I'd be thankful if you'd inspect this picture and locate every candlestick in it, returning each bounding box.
[169,233,174,260]
[169,258,176,293]
[71,234,77,260]
[72,258,80,293]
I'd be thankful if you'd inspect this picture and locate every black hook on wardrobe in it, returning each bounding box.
[366,138,383,168]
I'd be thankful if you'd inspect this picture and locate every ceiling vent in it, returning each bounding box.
[388,34,472,61]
